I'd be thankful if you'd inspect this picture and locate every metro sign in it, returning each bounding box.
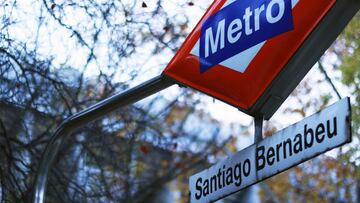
[163,0,360,119]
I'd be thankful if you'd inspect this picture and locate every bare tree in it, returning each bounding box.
[0,0,244,202]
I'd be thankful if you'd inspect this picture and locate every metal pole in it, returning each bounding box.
[254,116,264,143]
[32,75,174,203]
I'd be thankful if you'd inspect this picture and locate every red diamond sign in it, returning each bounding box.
[163,0,359,119]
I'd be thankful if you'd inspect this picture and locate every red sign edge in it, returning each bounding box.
[249,0,360,119]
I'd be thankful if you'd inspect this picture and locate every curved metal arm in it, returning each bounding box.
[32,75,174,203]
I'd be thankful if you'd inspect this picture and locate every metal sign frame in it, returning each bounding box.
[32,75,174,203]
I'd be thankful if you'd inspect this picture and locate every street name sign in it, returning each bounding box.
[163,0,360,119]
[189,97,351,203]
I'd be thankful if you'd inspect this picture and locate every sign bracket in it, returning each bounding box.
[254,116,264,143]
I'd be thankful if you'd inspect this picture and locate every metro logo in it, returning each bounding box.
[200,0,294,73]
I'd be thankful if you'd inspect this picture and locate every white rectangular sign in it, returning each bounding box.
[189,97,351,203]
